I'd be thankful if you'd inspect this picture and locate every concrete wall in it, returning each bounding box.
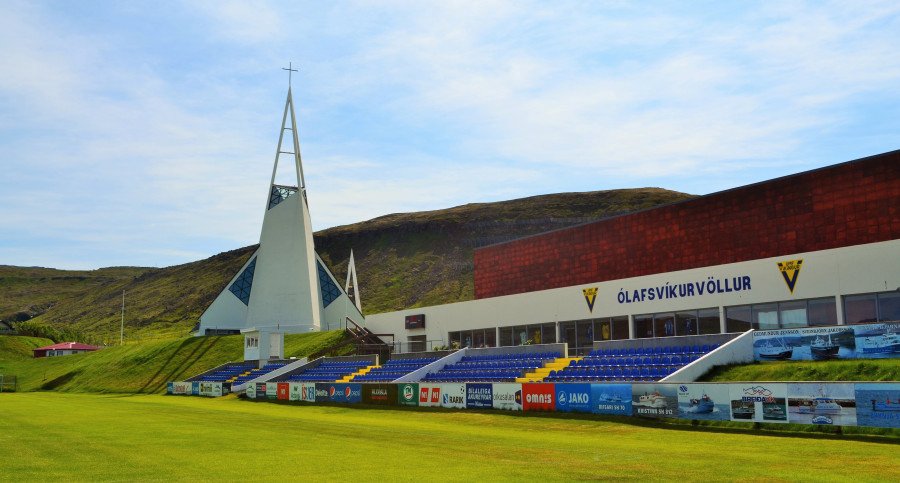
[662,330,755,383]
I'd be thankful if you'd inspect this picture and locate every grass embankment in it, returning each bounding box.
[0,393,897,481]
[701,359,900,382]
[0,335,53,361]
[0,331,346,394]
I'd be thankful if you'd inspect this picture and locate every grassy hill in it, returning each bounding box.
[0,188,692,342]
[0,331,346,394]
[700,359,900,382]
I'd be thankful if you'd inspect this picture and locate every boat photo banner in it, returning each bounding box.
[752,322,900,362]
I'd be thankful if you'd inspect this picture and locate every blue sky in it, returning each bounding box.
[1,1,899,270]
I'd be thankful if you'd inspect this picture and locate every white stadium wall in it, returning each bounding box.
[365,239,900,350]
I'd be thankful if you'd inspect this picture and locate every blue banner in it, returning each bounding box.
[317,383,362,403]
[555,384,592,413]
[191,381,200,396]
[592,384,632,415]
[753,322,900,362]
[466,383,493,409]
[854,382,900,428]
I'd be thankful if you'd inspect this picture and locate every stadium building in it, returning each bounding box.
[365,151,900,354]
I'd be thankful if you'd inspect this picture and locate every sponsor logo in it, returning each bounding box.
[329,386,336,397]
[515,390,522,405]
[419,387,430,403]
[344,387,352,399]
[777,259,803,294]
[679,385,689,393]
[742,385,776,403]
[315,388,329,398]
[526,393,553,404]
[431,388,441,403]
[583,287,598,312]
[403,385,415,401]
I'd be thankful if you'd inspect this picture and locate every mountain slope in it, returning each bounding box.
[1,188,692,341]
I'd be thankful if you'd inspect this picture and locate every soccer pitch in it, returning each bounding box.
[1,393,897,481]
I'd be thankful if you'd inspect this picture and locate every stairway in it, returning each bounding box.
[227,370,254,384]
[516,357,581,383]
[339,365,379,382]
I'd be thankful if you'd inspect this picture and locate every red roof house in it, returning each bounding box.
[33,342,101,358]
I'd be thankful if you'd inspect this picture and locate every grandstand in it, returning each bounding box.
[423,351,561,383]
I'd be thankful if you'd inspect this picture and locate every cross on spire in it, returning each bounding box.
[282,62,298,88]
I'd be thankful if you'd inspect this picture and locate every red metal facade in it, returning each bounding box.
[474,150,900,299]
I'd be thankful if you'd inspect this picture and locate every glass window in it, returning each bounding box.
[449,331,462,348]
[473,330,485,348]
[752,303,779,330]
[726,305,751,333]
[807,298,837,326]
[611,316,629,340]
[653,313,675,337]
[499,327,513,347]
[462,331,473,348]
[698,308,720,334]
[675,311,698,336]
[514,325,528,345]
[576,320,592,347]
[844,294,877,324]
[878,292,900,322]
[559,321,576,346]
[541,323,557,344]
[778,300,807,328]
[484,328,497,348]
[595,319,611,341]
[634,314,653,339]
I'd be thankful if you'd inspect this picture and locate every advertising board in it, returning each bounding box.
[397,383,419,407]
[439,383,467,409]
[522,383,555,412]
[554,383,592,413]
[362,384,397,406]
[728,382,788,423]
[676,383,730,421]
[591,384,631,415]
[492,383,522,411]
[753,322,900,362]
[854,382,900,429]
[277,382,290,400]
[418,384,442,407]
[466,383,493,409]
[631,384,677,418]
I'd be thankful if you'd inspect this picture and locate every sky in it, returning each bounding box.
[1,1,899,270]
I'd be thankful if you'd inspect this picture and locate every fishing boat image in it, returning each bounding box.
[732,404,754,419]
[688,394,715,413]
[634,391,667,408]
[596,393,623,403]
[810,334,839,359]
[809,397,842,414]
[758,338,793,359]
[763,404,786,419]
[871,397,900,412]
[859,327,900,354]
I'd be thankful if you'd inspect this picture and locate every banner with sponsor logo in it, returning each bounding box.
[315,383,331,403]
[632,384,677,418]
[522,383,555,412]
[729,383,787,423]
[466,383,493,409]
[319,383,362,404]
[787,382,856,426]
[198,382,223,397]
[591,384,631,415]
[397,383,419,407]
[492,383,522,411]
[166,382,174,394]
[363,384,397,406]
[440,383,466,409]
[265,382,278,400]
[418,384,442,407]
[277,382,290,400]
[854,382,900,429]
[753,322,900,362]
[676,383,730,421]
[246,383,256,399]
[554,383,591,413]
[191,382,200,396]
[289,382,316,402]
[170,381,193,395]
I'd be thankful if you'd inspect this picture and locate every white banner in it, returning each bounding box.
[492,383,523,411]
[289,382,316,402]
[246,383,257,399]
[418,384,442,407]
[171,381,192,395]
[728,382,788,423]
[439,383,467,409]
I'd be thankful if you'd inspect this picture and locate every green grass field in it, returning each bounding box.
[702,359,900,382]
[1,393,897,481]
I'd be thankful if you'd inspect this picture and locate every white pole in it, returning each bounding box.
[120,290,125,345]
